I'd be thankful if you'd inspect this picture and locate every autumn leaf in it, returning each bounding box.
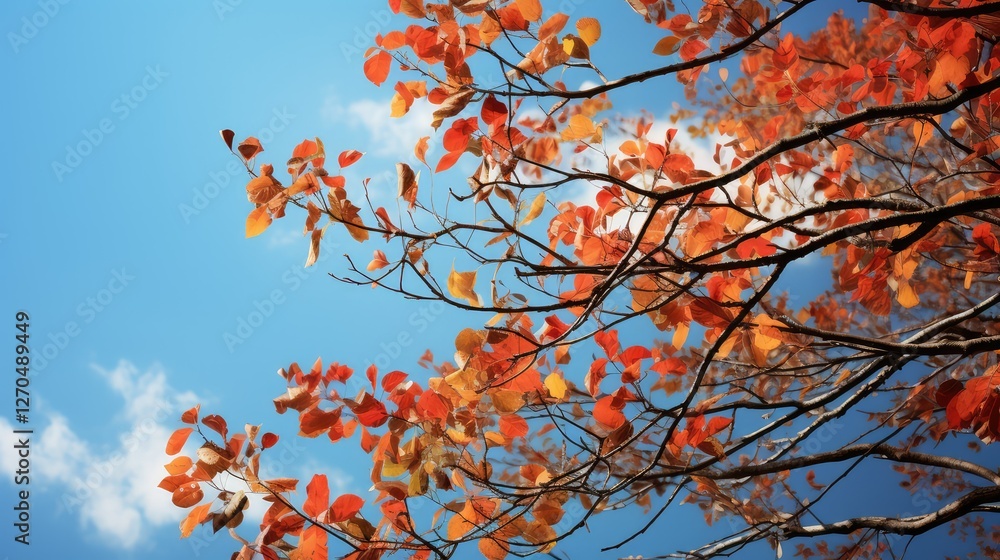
[338,149,364,168]
[519,193,546,226]
[245,206,271,238]
[397,162,419,210]
[447,266,480,306]
[576,18,601,46]
[237,137,263,161]
[514,0,542,21]
[304,474,329,518]
[166,427,194,455]
[363,50,393,86]
[328,494,365,523]
[180,502,212,538]
[652,36,680,56]
[172,482,203,508]
[367,250,390,271]
[544,372,567,400]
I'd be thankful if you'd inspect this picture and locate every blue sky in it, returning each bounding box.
[0,2,989,560]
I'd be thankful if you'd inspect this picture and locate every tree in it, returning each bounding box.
[162,1,1000,558]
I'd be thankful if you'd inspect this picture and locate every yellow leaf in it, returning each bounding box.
[897,282,920,308]
[519,193,546,226]
[561,114,597,142]
[562,35,590,59]
[407,469,428,496]
[448,266,480,306]
[576,17,601,46]
[653,35,681,56]
[382,459,408,478]
[515,0,542,21]
[245,206,271,238]
[390,92,409,118]
[751,314,784,351]
[544,372,567,400]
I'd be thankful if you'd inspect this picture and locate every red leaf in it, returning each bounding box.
[299,407,342,438]
[706,416,732,436]
[202,415,228,440]
[381,370,408,392]
[237,137,263,161]
[972,223,1000,260]
[220,129,235,151]
[679,38,707,61]
[585,358,608,397]
[594,394,626,429]
[261,432,279,449]
[352,393,389,427]
[594,330,620,359]
[499,414,529,438]
[618,345,652,367]
[338,149,364,168]
[481,95,508,129]
[304,474,329,518]
[329,494,365,522]
[436,150,463,173]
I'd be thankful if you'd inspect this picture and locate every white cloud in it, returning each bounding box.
[266,225,304,249]
[323,95,437,158]
[0,360,199,550]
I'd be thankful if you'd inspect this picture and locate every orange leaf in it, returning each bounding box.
[363,50,393,86]
[329,494,365,523]
[653,36,681,56]
[166,427,194,455]
[164,456,193,475]
[367,250,390,271]
[304,474,329,518]
[576,18,601,46]
[499,414,529,438]
[414,136,430,165]
[436,150,463,173]
[338,149,364,168]
[180,405,200,424]
[679,38,707,61]
[515,0,542,21]
[180,502,212,538]
[246,206,271,238]
[594,395,625,429]
[172,482,203,508]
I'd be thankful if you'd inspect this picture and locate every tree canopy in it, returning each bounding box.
[162,1,1000,558]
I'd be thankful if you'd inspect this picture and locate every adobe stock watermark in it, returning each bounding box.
[51,65,168,183]
[222,249,334,353]
[178,107,295,224]
[32,268,135,373]
[339,8,394,62]
[60,399,171,514]
[7,0,71,54]
[212,0,245,21]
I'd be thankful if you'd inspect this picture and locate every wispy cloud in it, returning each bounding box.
[0,361,199,549]
[323,95,436,158]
